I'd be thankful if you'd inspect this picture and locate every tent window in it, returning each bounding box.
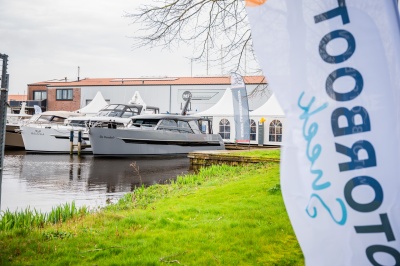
[250,119,257,141]
[219,119,230,140]
[269,120,282,142]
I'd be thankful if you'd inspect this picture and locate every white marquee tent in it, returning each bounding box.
[250,94,284,117]
[195,88,234,117]
[250,94,285,146]
[195,88,236,143]
[76,91,108,116]
[196,89,286,145]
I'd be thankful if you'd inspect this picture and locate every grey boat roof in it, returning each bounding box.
[130,114,204,121]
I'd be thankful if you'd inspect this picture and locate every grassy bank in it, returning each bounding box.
[0,162,303,265]
[229,149,281,159]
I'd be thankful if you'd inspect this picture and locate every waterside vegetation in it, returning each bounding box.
[0,150,303,265]
[0,202,88,232]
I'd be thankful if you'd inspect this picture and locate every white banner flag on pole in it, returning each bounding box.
[231,73,250,143]
[246,1,400,265]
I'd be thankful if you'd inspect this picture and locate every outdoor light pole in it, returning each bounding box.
[0,53,9,210]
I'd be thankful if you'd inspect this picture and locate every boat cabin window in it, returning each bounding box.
[36,115,53,122]
[177,121,193,133]
[199,119,211,134]
[68,120,87,127]
[188,120,202,134]
[177,121,190,129]
[131,119,160,127]
[160,119,177,128]
[51,116,66,123]
[157,119,193,133]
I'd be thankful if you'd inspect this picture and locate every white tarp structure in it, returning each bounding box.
[76,91,108,116]
[197,89,286,145]
[195,88,233,116]
[128,91,148,112]
[250,94,285,146]
[250,94,284,116]
[196,88,236,143]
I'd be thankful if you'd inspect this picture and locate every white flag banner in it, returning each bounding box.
[246,1,400,265]
[231,73,250,143]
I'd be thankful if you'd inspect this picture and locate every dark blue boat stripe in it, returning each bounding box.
[120,138,221,146]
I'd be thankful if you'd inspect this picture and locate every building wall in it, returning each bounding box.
[79,84,268,114]
[28,85,47,100]
[28,80,269,113]
[47,87,81,111]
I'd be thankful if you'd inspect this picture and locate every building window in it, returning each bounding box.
[269,119,282,142]
[56,89,73,100]
[219,119,230,140]
[250,119,257,141]
[33,91,47,100]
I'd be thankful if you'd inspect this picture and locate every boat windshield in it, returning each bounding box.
[37,115,57,122]
[96,104,141,117]
[188,120,202,134]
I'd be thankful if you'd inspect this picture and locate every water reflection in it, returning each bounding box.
[1,151,190,213]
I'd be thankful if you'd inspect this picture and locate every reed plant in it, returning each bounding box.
[0,201,88,232]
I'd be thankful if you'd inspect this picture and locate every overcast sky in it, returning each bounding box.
[0,0,213,94]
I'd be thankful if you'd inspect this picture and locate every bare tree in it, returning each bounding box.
[126,1,255,73]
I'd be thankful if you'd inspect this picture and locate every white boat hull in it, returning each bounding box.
[21,126,92,153]
[89,127,225,156]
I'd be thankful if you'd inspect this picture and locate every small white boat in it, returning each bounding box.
[89,114,225,156]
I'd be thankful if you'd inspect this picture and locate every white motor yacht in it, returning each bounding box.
[20,111,85,153]
[20,104,159,153]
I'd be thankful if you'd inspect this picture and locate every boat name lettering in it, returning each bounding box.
[99,135,115,139]
[31,130,44,136]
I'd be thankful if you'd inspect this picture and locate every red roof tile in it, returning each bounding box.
[8,94,28,101]
[28,76,267,87]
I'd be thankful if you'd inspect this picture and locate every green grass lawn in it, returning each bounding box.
[228,148,281,159]
[0,162,303,265]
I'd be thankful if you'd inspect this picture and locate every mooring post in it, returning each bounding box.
[77,130,82,156]
[69,130,74,155]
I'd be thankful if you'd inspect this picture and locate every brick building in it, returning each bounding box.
[27,76,268,114]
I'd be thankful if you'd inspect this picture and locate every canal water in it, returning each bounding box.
[0,151,191,213]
